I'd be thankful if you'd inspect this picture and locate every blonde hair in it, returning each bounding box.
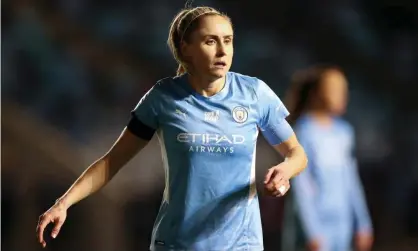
[167,6,231,76]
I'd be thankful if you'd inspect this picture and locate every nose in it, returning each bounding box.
[216,43,227,57]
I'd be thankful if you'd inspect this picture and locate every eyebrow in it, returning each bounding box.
[203,34,234,39]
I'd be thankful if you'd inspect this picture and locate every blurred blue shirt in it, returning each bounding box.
[133,72,293,251]
[291,115,373,249]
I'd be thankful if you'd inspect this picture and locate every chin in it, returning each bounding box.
[211,68,228,77]
[213,72,225,78]
[332,109,346,116]
[206,72,225,81]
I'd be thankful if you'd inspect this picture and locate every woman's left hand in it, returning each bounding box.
[263,163,291,197]
[355,231,374,251]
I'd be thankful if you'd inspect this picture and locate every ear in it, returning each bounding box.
[180,40,191,58]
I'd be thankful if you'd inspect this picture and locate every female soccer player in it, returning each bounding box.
[284,65,374,251]
[36,6,307,250]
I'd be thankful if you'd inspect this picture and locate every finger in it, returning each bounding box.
[273,188,286,197]
[278,184,287,195]
[273,184,289,197]
[271,175,285,187]
[264,168,275,184]
[51,218,65,238]
[267,171,285,188]
[272,190,284,197]
[37,216,51,246]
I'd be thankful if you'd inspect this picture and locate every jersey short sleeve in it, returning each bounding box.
[128,84,161,140]
[255,79,293,145]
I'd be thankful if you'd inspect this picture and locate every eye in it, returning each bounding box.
[224,38,233,44]
[206,39,216,45]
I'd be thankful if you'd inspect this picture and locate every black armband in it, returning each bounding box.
[127,115,156,141]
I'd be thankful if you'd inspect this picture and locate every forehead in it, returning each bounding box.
[195,15,233,36]
[322,70,348,90]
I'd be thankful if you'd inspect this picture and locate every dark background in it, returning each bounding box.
[2,0,418,250]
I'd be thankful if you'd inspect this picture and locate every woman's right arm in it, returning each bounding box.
[58,127,149,209]
[37,81,161,248]
[36,127,149,248]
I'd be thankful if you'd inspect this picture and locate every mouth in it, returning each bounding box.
[213,61,227,68]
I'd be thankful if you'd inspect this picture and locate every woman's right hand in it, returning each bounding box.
[36,201,68,248]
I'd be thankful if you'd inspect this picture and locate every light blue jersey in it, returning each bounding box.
[288,115,373,251]
[132,72,293,251]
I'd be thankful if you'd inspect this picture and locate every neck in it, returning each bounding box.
[306,110,333,126]
[187,74,226,97]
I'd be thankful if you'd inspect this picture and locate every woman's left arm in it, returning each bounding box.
[254,78,308,196]
[272,133,308,178]
[347,136,374,251]
[264,133,308,196]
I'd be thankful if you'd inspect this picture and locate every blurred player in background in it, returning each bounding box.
[36,5,307,251]
[282,65,374,251]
